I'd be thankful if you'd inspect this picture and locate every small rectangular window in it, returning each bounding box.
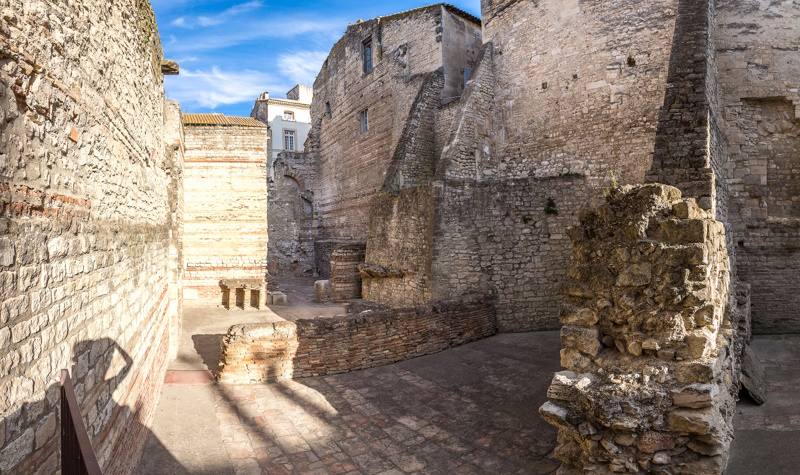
[284,130,296,151]
[359,109,369,133]
[283,111,294,121]
[363,38,373,74]
[462,67,472,86]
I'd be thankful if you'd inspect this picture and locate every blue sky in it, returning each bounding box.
[151,0,482,117]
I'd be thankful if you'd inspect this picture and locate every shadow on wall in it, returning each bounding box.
[0,338,188,474]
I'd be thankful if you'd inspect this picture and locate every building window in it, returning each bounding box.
[325,102,332,119]
[283,111,294,121]
[362,38,373,74]
[359,108,369,133]
[284,130,296,151]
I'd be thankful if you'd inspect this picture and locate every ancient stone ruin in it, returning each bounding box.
[1,0,796,473]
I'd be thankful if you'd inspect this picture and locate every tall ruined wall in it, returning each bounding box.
[183,124,268,300]
[310,8,442,246]
[268,152,313,276]
[481,0,679,187]
[717,0,800,333]
[0,1,179,473]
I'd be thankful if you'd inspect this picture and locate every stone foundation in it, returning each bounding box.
[217,294,496,382]
[540,185,738,473]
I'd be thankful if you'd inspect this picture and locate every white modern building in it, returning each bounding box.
[250,85,313,180]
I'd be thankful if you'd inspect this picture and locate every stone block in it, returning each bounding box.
[740,344,766,405]
[271,292,288,306]
[560,326,602,357]
[671,384,717,409]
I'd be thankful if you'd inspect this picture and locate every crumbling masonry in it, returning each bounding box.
[1,0,798,473]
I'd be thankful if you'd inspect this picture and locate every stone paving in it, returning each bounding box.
[212,333,563,475]
[139,290,800,475]
[727,335,800,474]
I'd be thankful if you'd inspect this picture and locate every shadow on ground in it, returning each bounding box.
[210,332,564,474]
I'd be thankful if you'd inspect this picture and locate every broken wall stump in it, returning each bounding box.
[540,184,738,474]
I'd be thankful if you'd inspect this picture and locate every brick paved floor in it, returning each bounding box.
[212,333,563,475]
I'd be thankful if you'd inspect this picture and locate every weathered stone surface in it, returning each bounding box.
[540,185,738,473]
[560,326,602,357]
[671,384,718,409]
[1,0,183,472]
[637,431,676,453]
[160,59,179,75]
[740,344,767,405]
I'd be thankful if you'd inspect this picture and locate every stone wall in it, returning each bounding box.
[481,0,679,188]
[646,0,723,214]
[433,177,591,332]
[268,151,313,276]
[716,0,800,333]
[217,295,496,382]
[0,1,180,473]
[540,185,738,473]
[182,122,268,301]
[310,4,480,252]
[362,184,435,307]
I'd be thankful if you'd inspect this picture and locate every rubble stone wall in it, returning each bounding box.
[717,0,800,333]
[217,295,496,382]
[182,124,268,301]
[268,151,314,276]
[540,185,737,473]
[0,1,179,473]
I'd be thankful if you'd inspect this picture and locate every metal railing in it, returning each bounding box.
[60,369,102,475]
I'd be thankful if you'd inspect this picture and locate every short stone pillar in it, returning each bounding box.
[314,280,331,303]
[540,185,740,474]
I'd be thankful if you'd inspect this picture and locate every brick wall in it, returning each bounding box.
[330,243,366,301]
[217,295,496,382]
[183,124,269,301]
[0,1,180,473]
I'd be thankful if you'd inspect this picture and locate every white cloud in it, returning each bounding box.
[278,51,329,87]
[165,67,287,110]
[165,17,344,53]
[172,1,263,29]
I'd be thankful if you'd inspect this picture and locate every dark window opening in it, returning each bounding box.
[359,108,369,133]
[325,102,332,119]
[363,38,373,73]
